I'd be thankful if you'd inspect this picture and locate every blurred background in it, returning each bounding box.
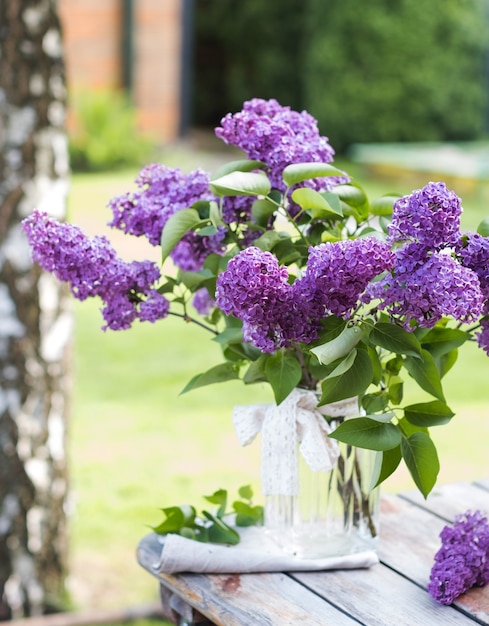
[2,1,489,623]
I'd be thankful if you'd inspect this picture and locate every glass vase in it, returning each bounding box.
[264,437,380,559]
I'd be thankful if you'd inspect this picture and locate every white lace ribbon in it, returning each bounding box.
[233,388,359,496]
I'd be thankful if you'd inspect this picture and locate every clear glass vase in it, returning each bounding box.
[264,429,380,559]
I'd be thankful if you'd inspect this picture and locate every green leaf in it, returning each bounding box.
[252,198,276,226]
[329,417,402,451]
[401,432,439,498]
[243,355,268,384]
[404,349,445,402]
[388,376,403,405]
[282,162,346,187]
[202,511,240,545]
[404,400,454,427]
[160,208,205,264]
[264,352,302,405]
[421,327,469,359]
[212,159,266,178]
[310,324,363,365]
[437,348,459,378]
[152,505,196,534]
[319,348,373,405]
[178,268,214,290]
[233,501,264,527]
[212,327,243,345]
[477,218,489,237]
[291,187,343,218]
[204,488,227,517]
[180,363,240,394]
[374,446,402,488]
[369,322,422,357]
[324,348,357,379]
[210,171,271,197]
[253,230,287,252]
[332,182,369,210]
[361,391,389,413]
[238,485,253,500]
[370,195,399,216]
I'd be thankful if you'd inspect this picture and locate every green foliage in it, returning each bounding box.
[194,1,489,149]
[69,90,154,172]
[304,0,489,151]
[193,0,307,125]
[152,486,263,544]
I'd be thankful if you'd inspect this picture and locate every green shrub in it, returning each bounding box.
[304,0,489,151]
[69,89,155,172]
[193,0,306,125]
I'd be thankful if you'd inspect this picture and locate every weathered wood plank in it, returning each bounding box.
[378,493,446,583]
[400,481,489,521]
[475,477,489,492]
[137,533,357,625]
[292,562,477,626]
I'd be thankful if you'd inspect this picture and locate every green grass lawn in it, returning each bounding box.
[66,145,489,613]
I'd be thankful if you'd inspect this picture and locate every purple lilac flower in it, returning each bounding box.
[428,510,489,605]
[216,247,290,318]
[367,244,483,328]
[170,227,227,272]
[388,182,462,249]
[215,98,347,193]
[215,247,320,352]
[476,302,489,355]
[192,288,215,316]
[108,164,226,271]
[108,164,212,246]
[295,238,395,318]
[457,233,489,299]
[22,211,169,330]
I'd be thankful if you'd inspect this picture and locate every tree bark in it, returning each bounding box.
[0,0,71,619]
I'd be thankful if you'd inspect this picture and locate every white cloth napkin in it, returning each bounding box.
[153,526,379,574]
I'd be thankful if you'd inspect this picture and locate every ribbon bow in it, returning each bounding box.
[233,389,359,496]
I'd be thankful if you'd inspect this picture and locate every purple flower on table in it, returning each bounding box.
[21,211,170,330]
[215,98,347,194]
[295,238,395,319]
[367,243,483,329]
[388,182,462,250]
[428,510,489,605]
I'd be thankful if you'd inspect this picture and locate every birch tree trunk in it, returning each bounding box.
[0,0,71,619]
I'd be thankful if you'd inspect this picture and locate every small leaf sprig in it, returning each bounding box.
[152,485,264,545]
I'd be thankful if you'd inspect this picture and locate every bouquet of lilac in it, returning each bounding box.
[22,98,489,499]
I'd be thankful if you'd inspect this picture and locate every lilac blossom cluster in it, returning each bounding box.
[295,238,395,318]
[367,182,486,332]
[387,181,462,249]
[22,211,169,330]
[366,243,484,329]
[215,239,393,352]
[215,98,347,193]
[215,247,320,352]
[428,510,489,605]
[107,164,225,271]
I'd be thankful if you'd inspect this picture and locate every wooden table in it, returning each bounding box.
[137,478,489,625]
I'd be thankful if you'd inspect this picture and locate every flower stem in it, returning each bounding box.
[168,311,219,335]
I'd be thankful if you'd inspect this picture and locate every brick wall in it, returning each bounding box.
[58,0,182,143]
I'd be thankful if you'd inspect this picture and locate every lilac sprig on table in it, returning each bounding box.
[428,510,489,605]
